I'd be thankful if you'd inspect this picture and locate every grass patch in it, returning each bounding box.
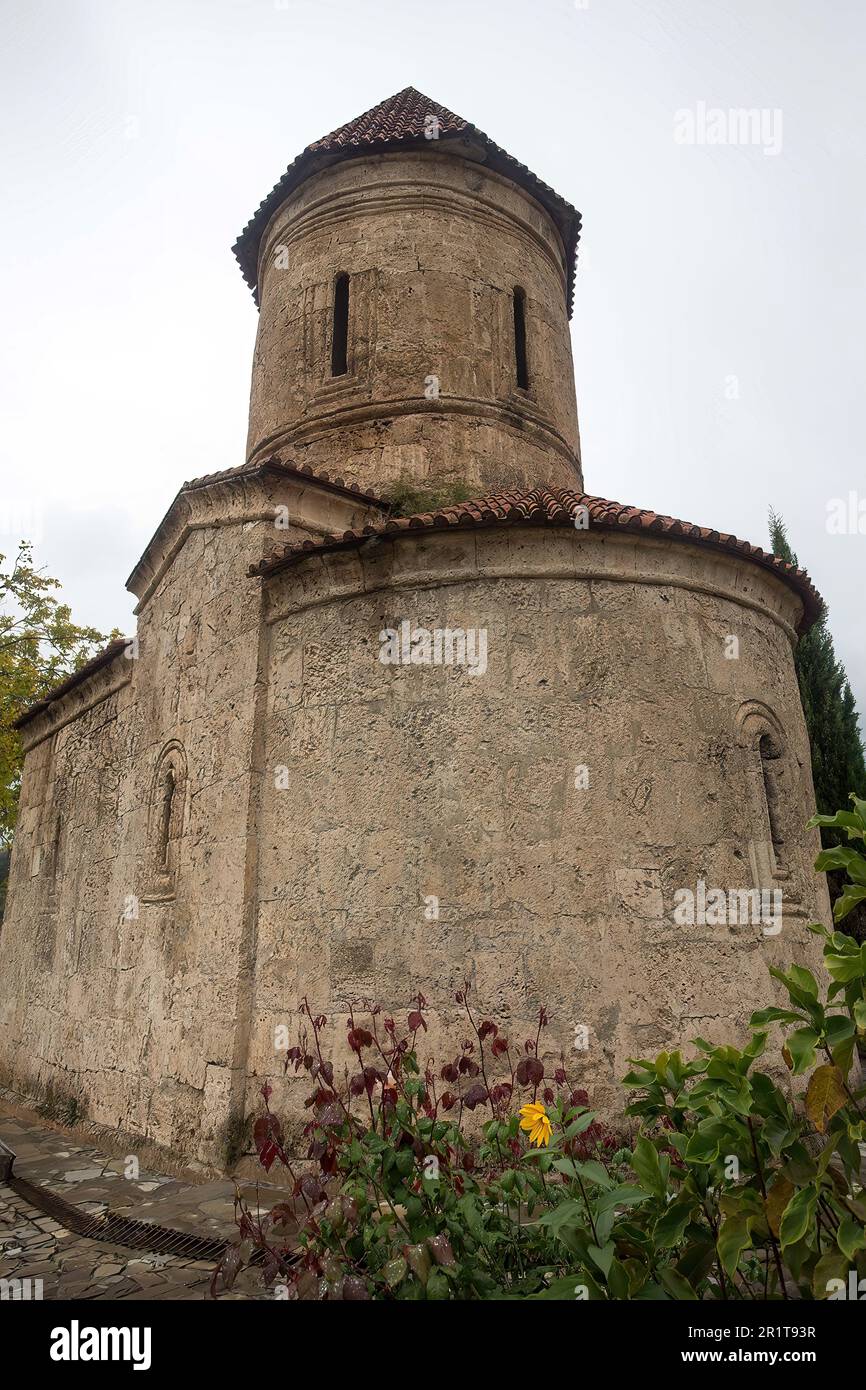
[380,476,476,518]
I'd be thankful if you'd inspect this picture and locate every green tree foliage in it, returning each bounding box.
[0,541,116,852]
[768,511,866,840]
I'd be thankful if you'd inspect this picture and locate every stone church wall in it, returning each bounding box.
[0,672,139,1129]
[0,471,382,1164]
[0,509,833,1164]
[247,524,830,1140]
[0,503,270,1163]
[0,519,261,1161]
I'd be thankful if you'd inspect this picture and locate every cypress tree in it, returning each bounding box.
[769,511,866,938]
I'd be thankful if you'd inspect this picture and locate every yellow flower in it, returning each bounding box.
[519,1101,552,1148]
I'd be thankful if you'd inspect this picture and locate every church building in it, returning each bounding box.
[0,88,828,1167]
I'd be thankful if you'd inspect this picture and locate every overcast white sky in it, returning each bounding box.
[1,0,863,723]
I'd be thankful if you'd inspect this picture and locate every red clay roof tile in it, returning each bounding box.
[125,458,386,597]
[232,86,581,315]
[248,485,823,633]
[21,486,821,732]
[308,86,468,150]
[13,637,131,730]
[180,456,386,506]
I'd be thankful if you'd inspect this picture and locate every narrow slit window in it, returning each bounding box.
[513,287,529,389]
[331,272,349,377]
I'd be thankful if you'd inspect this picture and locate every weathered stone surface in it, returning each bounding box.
[0,106,830,1166]
[251,525,829,1133]
[0,470,380,1165]
[246,149,582,496]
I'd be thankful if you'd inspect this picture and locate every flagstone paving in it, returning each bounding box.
[0,1108,286,1301]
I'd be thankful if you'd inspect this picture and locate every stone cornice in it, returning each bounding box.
[246,395,580,473]
[261,524,806,647]
[257,167,569,307]
[18,651,133,753]
[126,461,385,611]
[15,464,385,743]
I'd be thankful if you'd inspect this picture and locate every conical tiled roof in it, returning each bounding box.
[307,86,469,150]
[232,86,581,314]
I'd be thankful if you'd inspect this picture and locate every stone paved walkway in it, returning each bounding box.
[0,1107,284,1301]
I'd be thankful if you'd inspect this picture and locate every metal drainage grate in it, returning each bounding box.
[6,1170,230,1264]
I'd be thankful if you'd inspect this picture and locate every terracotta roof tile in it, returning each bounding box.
[180,456,386,507]
[232,86,581,315]
[14,637,131,730]
[125,458,386,599]
[308,86,468,150]
[21,461,389,727]
[21,487,820,731]
[248,485,823,633]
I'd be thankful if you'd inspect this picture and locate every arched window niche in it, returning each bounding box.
[734,701,804,916]
[144,740,188,902]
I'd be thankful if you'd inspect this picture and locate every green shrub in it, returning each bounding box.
[379,476,476,518]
